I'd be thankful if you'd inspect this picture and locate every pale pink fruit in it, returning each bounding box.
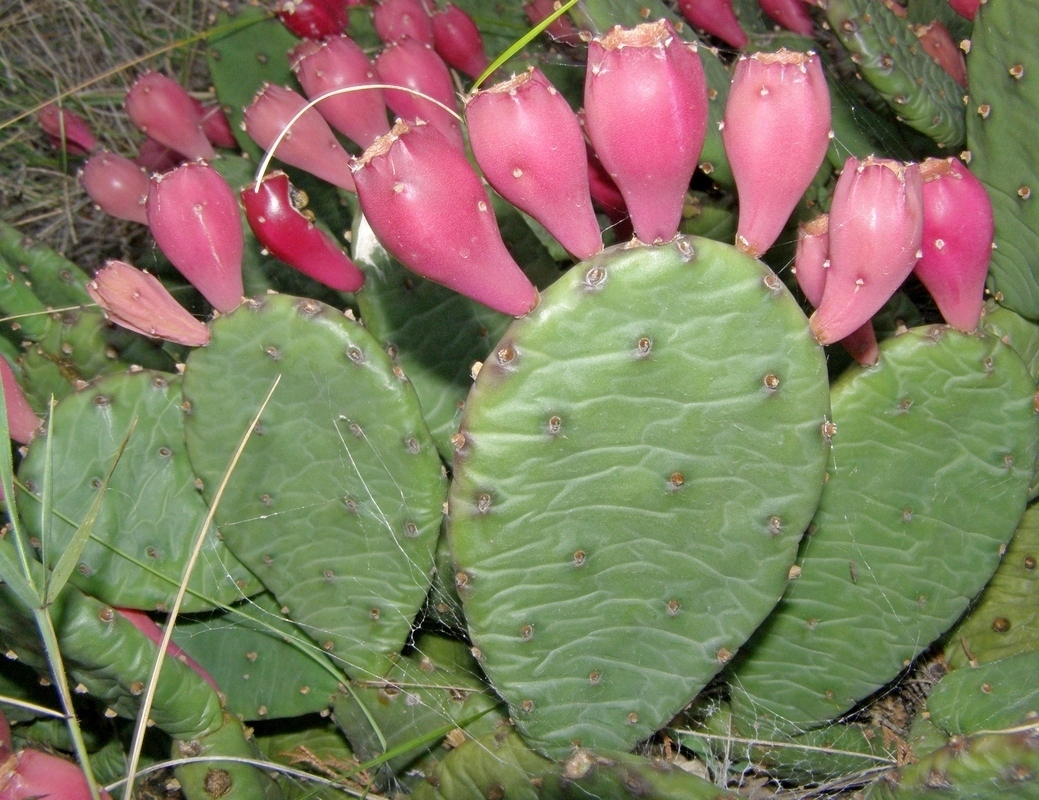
[374,39,464,150]
[914,157,993,332]
[723,49,831,258]
[146,161,244,313]
[0,748,113,800]
[243,83,356,191]
[466,68,601,260]
[373,0,434,44]
[432,3,490,80]
[80,152,150,225]
[524,0,582,46]
[116,608,220,692]
[948,0,980,20]
[584,20,708,244]
[676,0,748,49]
[914,21,967,88]
[794,215,878,365]
[87,260,211,346]
[0,358,42,445]
[125,72,215,161]
[37,103,97,156]
[352,120,537,315]
[241,171,365,291]
[810,157,923,345]
[291,35,391,149]
[275,0,349,39]
[758,0,815,35]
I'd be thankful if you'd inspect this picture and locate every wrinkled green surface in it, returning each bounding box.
[450,237,830,758]
[928,652,1039,735]
[729,326,1039,734]
[17,370,260,612]
[255,721,358,800]
[183,293,446,681]
[826,0,965,149]
[946,503,1039,668]
[173,592,342,720]
[967,0,1039,320]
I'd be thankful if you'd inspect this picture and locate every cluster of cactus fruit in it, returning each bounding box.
[5,0,1039,796]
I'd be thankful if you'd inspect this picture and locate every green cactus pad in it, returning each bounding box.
[182,293,446,681]
[826,0,966,149]
[728,326,1039,735]
[945,501,1039,668]
[173,712,285,800]
[449,237,831,758]
[0,222,92,308]
[17,369,260,612]
[927,652,1039,735]
[172,592,342,721]
[967,0,1039,320]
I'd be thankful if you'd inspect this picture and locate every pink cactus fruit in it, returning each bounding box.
[291,35,391,149]
[352,120,537,315]
[584,20,708,244]
[243,83,357,192]
[275,0,349,39]
[913,21,968,88]
[115,608,220,692]
[241,172,365,292]
[373,0,434,45]
[146,161,244,314]
[810,157,923,345]
[914,157,993,332]
[723,49,831,258]
[758,0,815,35]
[466,68,602,260]
[80,152,150,225]
[133,137,182,173]
[0,747,113,800]
[124,72,216,161]
[432,4,490,80]
[524,0,583,46]
[37,103,97,156]
[87,260,211,346]
[794,215,878,365]
[676,0,749,49]
[374,39,464,151]
[190,98,239,149]
[948,0,980,20]
[0,358,42,445]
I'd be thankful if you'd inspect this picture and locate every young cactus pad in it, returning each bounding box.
[727,326,1039,735]
[182,294,447,681]
[448,236,832,758]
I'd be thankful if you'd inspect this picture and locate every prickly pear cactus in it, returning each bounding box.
[449,237,831,758]
[182,293,447,680]
[727,326,1039,735]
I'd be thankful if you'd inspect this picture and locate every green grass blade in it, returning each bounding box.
[471,0,579,91]
[0,379,41,607]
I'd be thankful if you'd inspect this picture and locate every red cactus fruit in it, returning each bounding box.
[810,157,923,345]
[0,358,42,445]
[758,0,815,35]
[352,120,537,315]
[37,103,97,156]
[374,39,464,150]
[676,0,749,49]
[87,260,211,346]
[466,68,602,260]
[914,157,993,332]
[81,151,150,225]
[948,0,980,20]
[291,35,391,149]
[275,0,349,39]
[432,4,490,80]
[133,137,182,172]
[914,21,968,88]
[794,215,878,365]
[241,171,365,292]
[373,0,434,45]
[146,161,244,314]
[124,72,216,161]
[583,20,708,244]
[243,83,357,192]
[189,99,239,149]
[524,0,583,46]
[723,49,831,258]
[116,608,220,692]
[0,747,113,800]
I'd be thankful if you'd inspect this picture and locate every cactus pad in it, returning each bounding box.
[449,237,831,758]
